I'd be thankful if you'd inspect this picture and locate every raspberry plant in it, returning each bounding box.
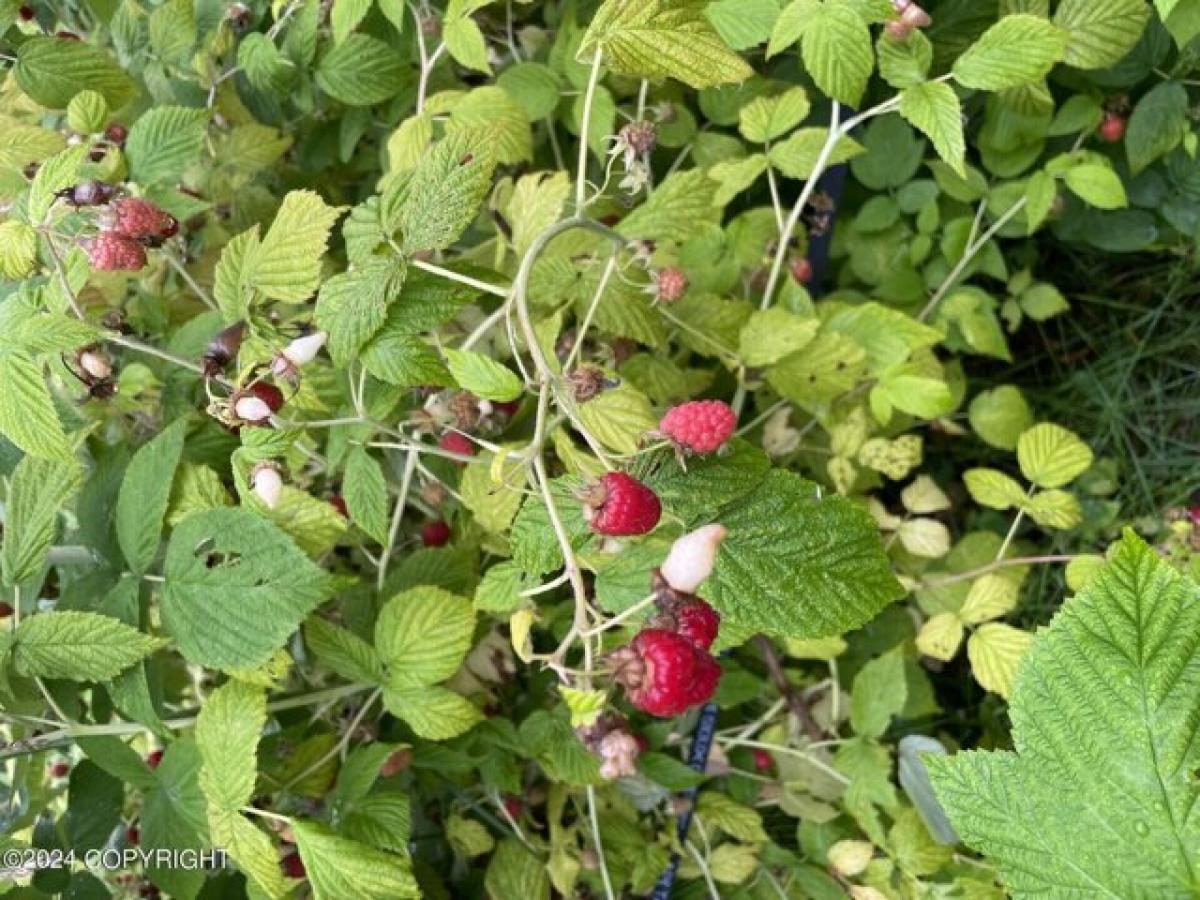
[1,1,1198,898]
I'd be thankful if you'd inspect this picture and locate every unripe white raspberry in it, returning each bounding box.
[78,349,113,380]
[660,523,727,594]
[251,463,283,509]
[271,330,327,377]
[234,395,272,424]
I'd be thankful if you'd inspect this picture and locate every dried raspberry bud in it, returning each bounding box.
[659,400,737,454]
[610,628,720,717]
[202,321,246,378]
[88,232,146,271]
[660,523,728,594]
[583,472,662,537]
[654,267,688,303]
[100,197,177,241]
[251,463,283,509]
[226,2,251,28]
[77,347,113,381]
[1099,113,1126,143]
[126,824,140,845]
[64,179,116,207]
[566,365,612,403]
[598,729,640,780]
[438,431,475,462]
[789,257,813,284]
[18,5,34,21]
[619,120,657,158]
[503,796,522,819]
[270,331,327,380]
[421,520,452,548]
[448,391,483,430]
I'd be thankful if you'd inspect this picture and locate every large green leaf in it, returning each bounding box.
[581,0,753,89]
[899,82,965,177]
[195,679,265,813]
[161,509,333,671]
[316,34,409,106]
[1053,0,1151,69]
[0,351,73,462]
[293,820,419,899]
[928,534,1200,897]
[703,470,904,639]
[125,107,209,186]
[952,15,1068,91]
[250,190,343,303]
[11,612,166,681]
[376,586,476,688]
[1,455,82,586]
[116,418,188,574]
[15,37,135,109]
[801,2,874,107]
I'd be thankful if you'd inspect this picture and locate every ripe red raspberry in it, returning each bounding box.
[281,851,306,879]
[126,824,140,845]
[246,381,285,412]
[503,796,522,819]
[668,598,720,651]
[790,257,813,284]
[421,520,452,547]
[50,761,70,777]
[655,267,688,303]
[105,123,128,144]
[617,629,719,717]
[1189,505,1200,527]
[752,748,773,772]
[146,750,163,769]
[585,472,661,537]
[1099,113,1126,143]
[438,431,474,462]
[0,602,12,618]
[329,495,348,518]
[88,232,146,271]
[659,400,737,454]
[102,198,177,240]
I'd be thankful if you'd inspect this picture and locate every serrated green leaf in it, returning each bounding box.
[251,190,343,303]
[877,29,932,88]
[900,81,965,177]
[212,227,261,323]
[444,86,533,165]
[15,37,135,109]
[0,222,37,279]
[12,612,166,681]
[1024,489,1083,529]
[293,820,419,899]
[696,792,769,842]
[738,308,819,367]
[1,455,82,585]
[125,106,209,187]
[1024,169,1057,233]
[376,586,475,688]
[443,348,523,401]
[0,351,73,462]
[210,810,286,899]
[343,448,390,544]
[304,617,385,684]
[315,257,407,366]
[705,470,904,639]
[161,508,332,671]
[962,468,1027,510]
[969,385,1032,450]
[573,382,657,454]
[29,145,88,222]
[1053,0,1150,69]
[316,34,408,106]
[959,574,1019,625]
[952,15,1068,91]
[559,686,607,728]
[738,87,811,143]
[382,685,482,739]
[1063,163,1127,209]
[767,0,819,57]
[116,419,187,574]
[1016,423,1093,488]
[331,0,373,44]
[801,3,874,106]
[617,167,721,242]
[768,128,864,180]
[389,130,496,253]
[1126,81,1190,174]
[66,90,108,135]
[704,0,781,50]
[581,0,754,90]
[444,0,492,73]
[966,623,1033,698]
[851,646,907,738]
[196,679,265,812]
[484,839,552,900]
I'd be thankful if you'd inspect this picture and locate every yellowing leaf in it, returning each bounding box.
[1016,423,1093,488]
[962,467,1027,510]
[916,613,964,661]
[251,191,343,303]
[959,574,1019,625]
[967,622,1033,698]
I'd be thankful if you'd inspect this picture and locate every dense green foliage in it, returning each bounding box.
[1,0,1198,898]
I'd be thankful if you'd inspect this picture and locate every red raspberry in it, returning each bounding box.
[329,495,348,518]
[585,472,661,537]
[1099,113,1126,143]
[88,232,146,271]
[246,381,285,412]
[146,750,163,769]
[102,198,177,240]
[281,851,306,879]
[655,267,688,303]
[790,257,813,284]
[494,399,521,419]
[659,400,737,454]
[439,431,474,462]
[126,824,140,845]
[618,629,719,717]
[1189,505,1200,527]
[379,749,412,777]
[105,123,128,144]
[752,748,773,772]
[50,761,70,777]
[0,602,12,618]
[672,598,720,651]
[421,520,452,547]
[503,796,522,819]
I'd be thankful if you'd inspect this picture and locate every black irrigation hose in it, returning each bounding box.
[650,154,851,899]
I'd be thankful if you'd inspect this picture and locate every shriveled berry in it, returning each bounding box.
[281,851,306,879]
[1099,113,1126,143]
[421,520,452,548]
[18,5,34,20]
[202,321,246,378]
[659,400,737,454]
[102,197,177,240]
[617,629,719,717]
[585,472,661,537]
[105,123,128,144]
[790,257,813,284]
[89,232,146,271]
[146,750,163,769]
[619,120,657,157]
[438,431,475,461]
[655,267,688,303]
